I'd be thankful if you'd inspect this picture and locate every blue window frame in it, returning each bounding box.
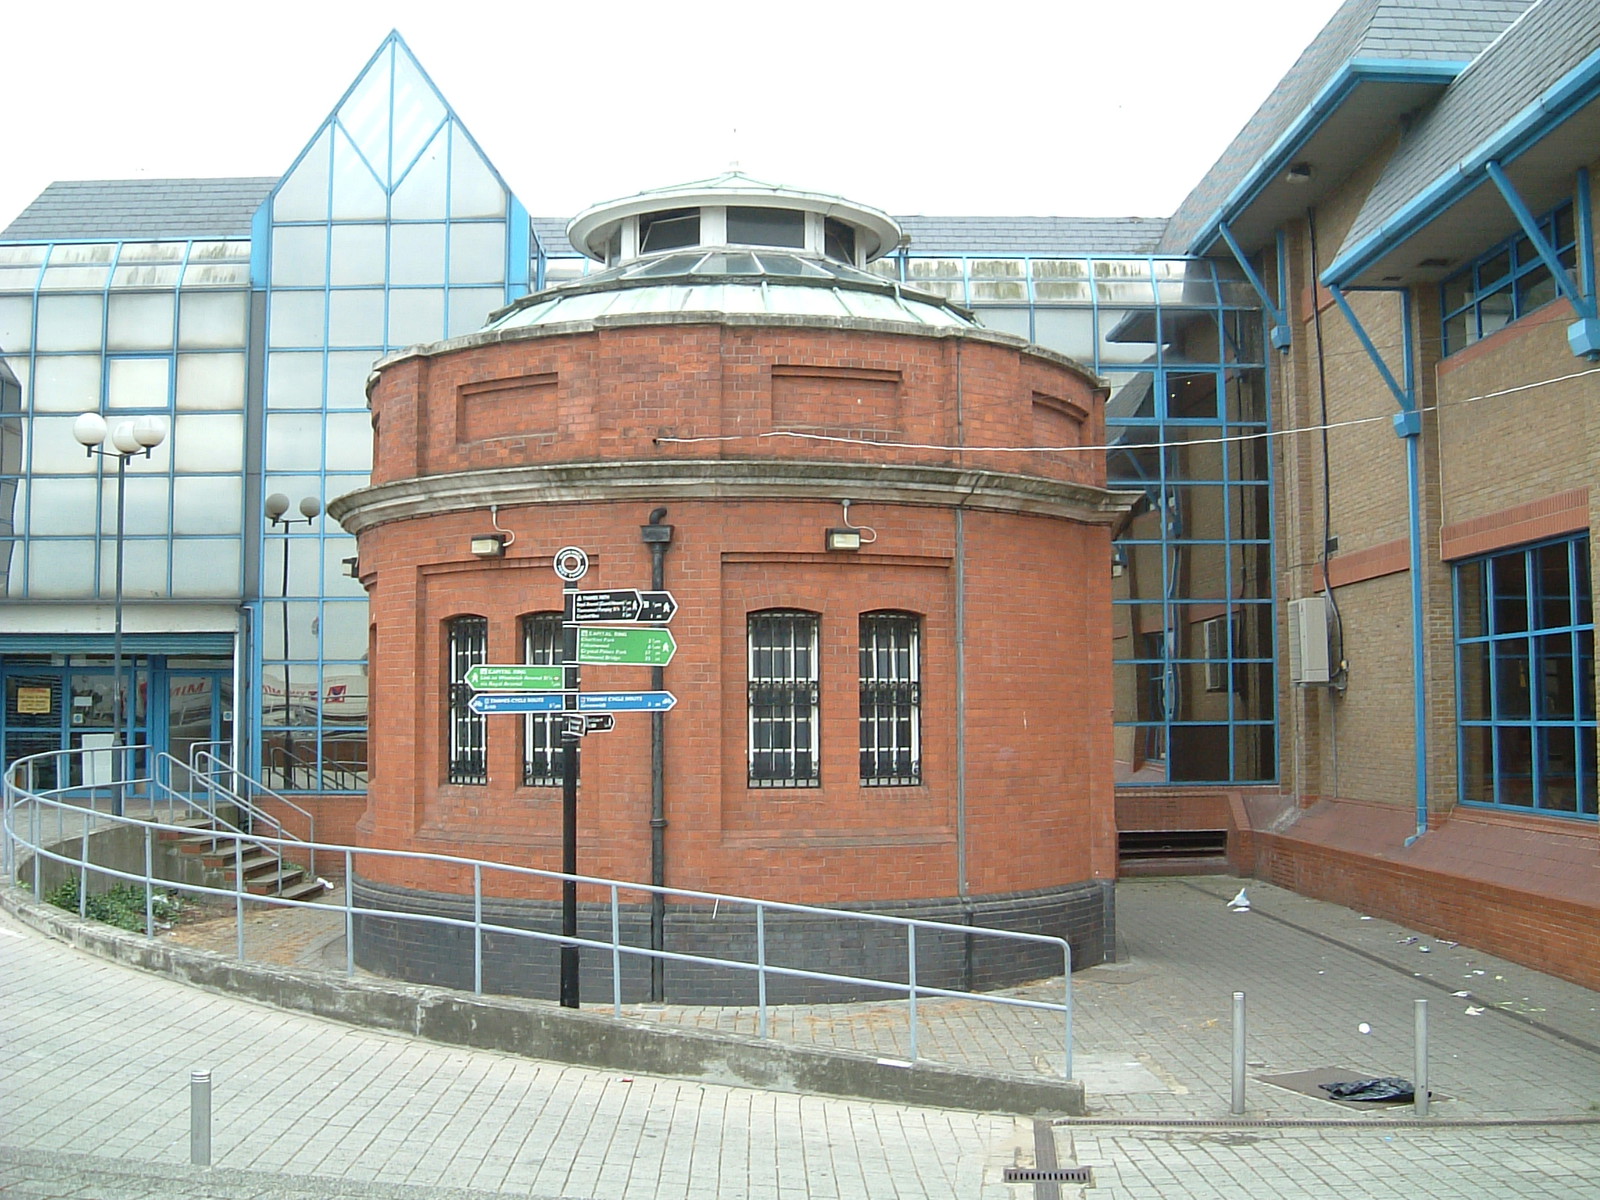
[874,250,1276,786]
[1441,202,1575,356]
[1455,535,1596,817]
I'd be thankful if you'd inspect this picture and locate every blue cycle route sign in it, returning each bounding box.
[575,690,677,712]
[468,692,565,715]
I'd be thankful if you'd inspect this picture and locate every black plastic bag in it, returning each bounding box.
[1318,1077,1415,1102]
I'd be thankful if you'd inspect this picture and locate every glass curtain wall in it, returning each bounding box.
[257,33,527,791]
[0,240,251,600]
[868,252,1275,784]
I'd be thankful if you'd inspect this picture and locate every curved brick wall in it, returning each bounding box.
[331,312,1133,995]
[351,874,1111,1004]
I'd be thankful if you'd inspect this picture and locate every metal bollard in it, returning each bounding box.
[190,1069,212,1166]
[1231,991,1246,1115]
[1414,999,1429,1117]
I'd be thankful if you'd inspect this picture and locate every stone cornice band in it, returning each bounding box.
[329,459,1143,535]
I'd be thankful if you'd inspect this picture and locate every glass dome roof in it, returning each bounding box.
[482,173,980,333]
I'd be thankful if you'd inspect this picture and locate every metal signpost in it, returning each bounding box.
[462,546,678,1009]
[554,547,588,1009]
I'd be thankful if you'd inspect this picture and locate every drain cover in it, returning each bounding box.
[1003,1166,1094,1184]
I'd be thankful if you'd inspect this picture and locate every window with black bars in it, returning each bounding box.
[447,616,488,784]
[748,610,819,787]
[523,612,564,786]
[860,612,921,785]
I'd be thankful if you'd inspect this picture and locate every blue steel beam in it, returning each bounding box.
[1326,284,1430,844]
[1483,161,1595,321]
[1217,223,1292,352]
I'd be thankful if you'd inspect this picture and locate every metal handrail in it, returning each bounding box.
[183,749,316,880]
[2,746,1074,1077]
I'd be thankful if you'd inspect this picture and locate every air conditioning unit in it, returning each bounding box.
[1288,596,1332,685]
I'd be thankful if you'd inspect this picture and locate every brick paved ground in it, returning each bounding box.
[7,875,1600,1197]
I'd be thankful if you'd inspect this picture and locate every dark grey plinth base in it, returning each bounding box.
[350,876,1114,1005]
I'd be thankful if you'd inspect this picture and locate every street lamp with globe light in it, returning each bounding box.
[264,492,322,789]
[73,412,167,814]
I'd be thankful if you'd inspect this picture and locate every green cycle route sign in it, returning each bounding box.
[463,664,564,692]
[575,626,677,666]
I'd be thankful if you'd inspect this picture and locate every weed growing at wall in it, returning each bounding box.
[45,877,184,932]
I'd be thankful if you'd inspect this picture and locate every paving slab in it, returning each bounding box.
[8,874,1600,1198]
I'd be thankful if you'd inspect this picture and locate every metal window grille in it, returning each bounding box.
[447,616,487,785]
[522,612,564,787]
[748,610,819,787]
[860,613,921,786]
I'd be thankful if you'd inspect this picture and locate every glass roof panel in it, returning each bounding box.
[190,241,251,262]
[48,244,115,265]
[391,126,449,220]
[389,46,448,182]
[274,128,332,223]
[0,266,41,291]
[112,265,183,289]
[119,243,186,263]
[331,128,388,222]
[448,130,506,219]
[39,266,111,290]
[336,45,394,181]
[182,263,251,289]
[0,246,47,267]
[630,254,703,278]
[751,253,828,277]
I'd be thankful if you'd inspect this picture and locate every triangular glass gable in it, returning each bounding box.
[267,32,515,214]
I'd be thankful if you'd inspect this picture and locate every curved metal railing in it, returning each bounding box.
[3,745,1074,1077]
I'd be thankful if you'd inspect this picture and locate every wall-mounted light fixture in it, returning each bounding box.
[1285,162,1313,185]
[825,499,875,552]
[470,504,516,559]
[470,534,507,558]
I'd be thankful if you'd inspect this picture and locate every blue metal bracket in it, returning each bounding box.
[1217,222,1292,351]
[1327,285,1415,423]
[1392,409,1422,437]
[1484,160,1600,358]
[1327,283,1430,844]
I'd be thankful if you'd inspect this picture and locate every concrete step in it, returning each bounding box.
[244,865,311,895]
[278,877,330,903]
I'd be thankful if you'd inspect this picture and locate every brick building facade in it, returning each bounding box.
[329,179,1136,999]
[1128,0,1600,989]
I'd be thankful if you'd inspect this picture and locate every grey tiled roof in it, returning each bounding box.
[1337,0,1600,260]
[893,215,1167,256]
[534,214,1170,259]
[2,178,278,242]
[531,217,572,255]
[1160,0,1533,253]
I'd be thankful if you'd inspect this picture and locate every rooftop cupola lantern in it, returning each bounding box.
[565,170,904,269]
[486,172,970,333]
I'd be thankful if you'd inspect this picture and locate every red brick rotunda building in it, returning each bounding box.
[330,174,1139,1003]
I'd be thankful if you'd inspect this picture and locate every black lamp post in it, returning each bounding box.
[73,412,167,816]
[264,492,321,789]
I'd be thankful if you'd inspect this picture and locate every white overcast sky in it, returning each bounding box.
[3,0,1345,233]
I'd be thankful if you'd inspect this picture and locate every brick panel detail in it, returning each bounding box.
[1439,488,1590,561]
